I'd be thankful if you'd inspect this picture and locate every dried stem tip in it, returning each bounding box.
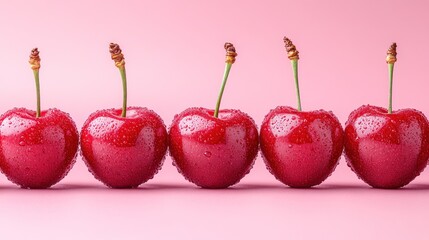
[110,43,125,68]
[29,48,41,70]
[386,43,397,64]
[283,37,299,60]
[224,42,237,64]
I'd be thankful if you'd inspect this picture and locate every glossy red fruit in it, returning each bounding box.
[80,107,168,188]
[260,106,344,188]
[169,108,259,189]
[344,105,429,188]
[0,108,79,188]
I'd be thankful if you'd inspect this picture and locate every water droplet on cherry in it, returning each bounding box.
[204,151,212,158]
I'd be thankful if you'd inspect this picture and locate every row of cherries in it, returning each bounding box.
[0,39,426,189]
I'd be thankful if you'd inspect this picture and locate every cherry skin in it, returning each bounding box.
[260,106,344,188]
[80,106,168,188]
[169,108,259,189]
[344,105,429,188]
[0,108,79,189]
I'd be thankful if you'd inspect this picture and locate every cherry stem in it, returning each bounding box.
[33,69,41,118]
[388,63,394,114]
[291,59,302,111]
[214,63,232,118]
[119,67,128,118]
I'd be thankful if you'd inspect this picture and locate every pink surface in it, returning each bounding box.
[1,0,429,239]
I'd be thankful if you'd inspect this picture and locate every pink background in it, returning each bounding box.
[1,0,429,239]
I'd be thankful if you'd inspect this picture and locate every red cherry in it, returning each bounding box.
[259,37,344,187]
[80,43,168,188]
[0,108,78,188]
[169,43,258,188]
[260,106,344,187]
[169,108,259,188]
[80,107,168,188]
[344,105,429,188]
[345,43,429,188]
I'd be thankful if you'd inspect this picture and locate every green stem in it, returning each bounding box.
[292,59,302,111]
[119,67,128,117]
[214,63,232,118]
[33,70,41,118]
[388,63,394,114]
